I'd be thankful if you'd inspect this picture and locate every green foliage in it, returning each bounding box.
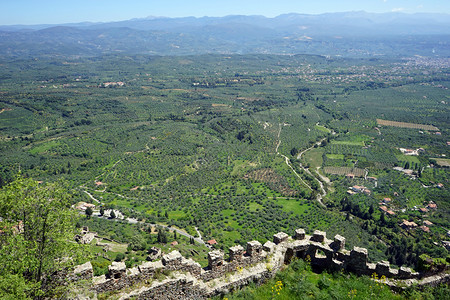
[216,259,403,299]
[114,253,125,262]
[0,176,82,298]
[0,53,448,297]
[85,206,93,218]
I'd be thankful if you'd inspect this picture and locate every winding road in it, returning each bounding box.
[275,123,329,208]
[296,138,327,208]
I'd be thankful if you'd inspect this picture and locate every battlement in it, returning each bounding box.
[72,229,444,299]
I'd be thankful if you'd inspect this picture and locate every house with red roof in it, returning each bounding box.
[427,202,437,209]
[207,239,217,246]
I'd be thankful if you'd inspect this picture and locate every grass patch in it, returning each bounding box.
[29,140,61,154]
[222,209,235,217]
[231,159,257,176]
[168,210,187,220]
[395,155,420,164]
[326,154,344,160]
[331,134,371,147]
[315,124,331,133]
[275,198,309,215]
[331,140,365,146]
[248,202,264,212]
[304,148,324,169]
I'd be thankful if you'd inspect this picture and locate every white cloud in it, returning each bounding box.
[392,7,406,12]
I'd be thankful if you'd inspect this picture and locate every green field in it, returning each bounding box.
[315,124,331,133]
[395,154,421,164]
[326,154,344,160]
[29,140,61,154]
[275,198,309,215]
[304,148,325,169]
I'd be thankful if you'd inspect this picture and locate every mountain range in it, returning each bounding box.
[1,12,449,58]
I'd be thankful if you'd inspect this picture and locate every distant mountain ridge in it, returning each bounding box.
[1,12,449,58]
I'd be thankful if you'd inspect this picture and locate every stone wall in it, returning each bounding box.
[70,229,448,299]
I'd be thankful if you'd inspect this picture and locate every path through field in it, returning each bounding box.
[275,123,327,208]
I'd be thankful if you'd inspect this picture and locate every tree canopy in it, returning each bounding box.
[0,176,81,299]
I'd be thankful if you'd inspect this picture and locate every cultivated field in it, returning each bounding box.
[246,168,298,196]
[434,158,450,167]
[324,167,366,177]
[376,119,439,131]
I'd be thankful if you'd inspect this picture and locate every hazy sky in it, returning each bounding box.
[1,0,449,25]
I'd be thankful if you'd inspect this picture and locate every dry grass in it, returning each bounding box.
[434,158,450,167]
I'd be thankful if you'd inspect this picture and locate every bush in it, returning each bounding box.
[114,253,125,262]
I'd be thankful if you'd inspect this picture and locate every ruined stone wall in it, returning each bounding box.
[70,229,448,299]
[133,278,204,300]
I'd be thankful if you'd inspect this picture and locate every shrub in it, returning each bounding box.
[114,253,125,262]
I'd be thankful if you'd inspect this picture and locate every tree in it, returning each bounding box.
[99,206,104,216]
[157,229,167,244]
[85,207,93,219]
[0,176,81,298]
[368,205,374,215]
[114,253,125,262]
[290,147,298,157]
[380,212,386,225]
[110,210,116,219]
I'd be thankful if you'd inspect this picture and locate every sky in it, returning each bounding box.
[1,0,449,25]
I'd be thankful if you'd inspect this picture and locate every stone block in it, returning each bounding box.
[73,261,93,280]
[399,266,412,278]
[229,245,245,262]
[80,232,95,244]
[147,247,162,261]
[93,274,107,285]
[375,260,390,276]
[348,247,368,273]
[351,246,368,258]
[366,263,376,272]
[181,258,202,276]
[310,230,326,243]
[138,261,159,275]
[294,228,306,240]
[273,232,289,244]
[127,267,140,277]
[246,240,262,256]
[208,250,224,270]
[332,234,346,251]
[263,241,276,253]
[331,259,344,272]
[108,261,126,279]
[162,250,182,267]
[389,269,398,277]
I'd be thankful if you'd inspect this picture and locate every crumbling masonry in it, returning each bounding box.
[72,229,449,299]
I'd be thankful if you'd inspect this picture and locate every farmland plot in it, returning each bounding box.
[377,119,439,131]
[324,166,366,177]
